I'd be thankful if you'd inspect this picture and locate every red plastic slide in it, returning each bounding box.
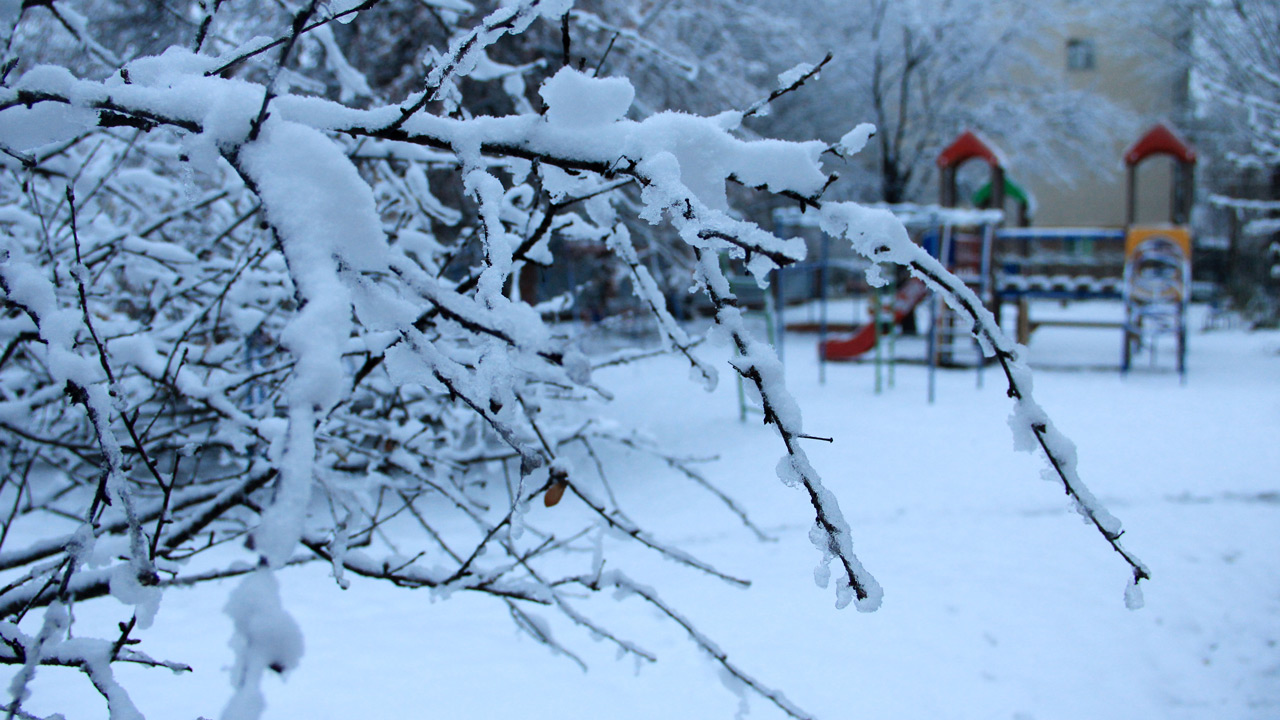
[821,279,929,360]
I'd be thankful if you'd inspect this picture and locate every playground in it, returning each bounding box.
[765,125,1200,390]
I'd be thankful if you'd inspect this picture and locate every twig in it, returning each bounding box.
[247,1,322,143]
[743,52,834,119]
[583,572,815,720]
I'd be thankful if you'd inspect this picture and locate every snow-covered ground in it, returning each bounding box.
[18,301,1280,720]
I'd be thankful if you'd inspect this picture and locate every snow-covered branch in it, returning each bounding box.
[0,3,1144,718]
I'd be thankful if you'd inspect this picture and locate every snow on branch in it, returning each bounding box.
[0,4,1144,718]
[818,202,1149,594]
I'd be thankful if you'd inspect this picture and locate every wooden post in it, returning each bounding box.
[940,167,956,208]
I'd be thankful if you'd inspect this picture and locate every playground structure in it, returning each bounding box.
[782,124,1195,384]
[1120,126,1196,376]
[773,203,1002,399]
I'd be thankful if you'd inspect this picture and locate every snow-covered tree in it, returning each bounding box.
[1186,0,1280,323]
[751,0,1134,205]
[563,0,808,115]
[0,2,1147,718]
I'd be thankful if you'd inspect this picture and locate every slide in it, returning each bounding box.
[821,278,929,360]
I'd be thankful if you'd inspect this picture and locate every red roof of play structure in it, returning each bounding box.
[1125,124,1196,166]
[937,131,1004,169]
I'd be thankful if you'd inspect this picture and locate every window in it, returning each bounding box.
[1066,38,1096,71]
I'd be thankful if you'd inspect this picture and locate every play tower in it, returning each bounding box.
[931,124,1194,377]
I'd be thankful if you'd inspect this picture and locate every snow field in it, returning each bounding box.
[15,304,1280,719]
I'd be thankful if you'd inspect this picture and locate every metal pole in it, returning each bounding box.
[1125,165,1137,225]
[773,268,785,366]
[977,221,995,389]
[937,223,955,367]
[928,292,939,405]
[928,224,953,404]
[888,288,897,390]
[771,212,788,366]
[818,234,829,385]
[873,285,883,394]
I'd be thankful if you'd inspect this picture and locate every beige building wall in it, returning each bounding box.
[1017,4,1189,228]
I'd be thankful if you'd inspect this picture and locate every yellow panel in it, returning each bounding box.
[1124,225,1191,260]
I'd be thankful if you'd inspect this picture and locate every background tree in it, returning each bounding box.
[752,0,1133,206]
[1182,0,1280,324]
[564,0,807,115]
[0,2,1144,718]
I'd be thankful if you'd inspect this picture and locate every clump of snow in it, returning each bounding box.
[864,263,889,288]
[312,25,372,102]
[549,456,574,479]
[223,569,305,720]
[236,117,393,566]
[539,67,634,128]
[465,168,515,307]
[1124,575,1146,610]
[777,62,815,88]
[837,123,876,156]
[326,0,377,22]
[109,563,162,629]
[627,112,828,213]
[717,665,751,720]
[527,0,574,21]
[1008,397,1047,454]
[818,201,915,267]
